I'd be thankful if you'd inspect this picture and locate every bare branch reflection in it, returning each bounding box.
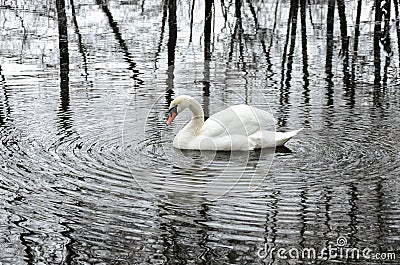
[70,0,89,82]
[97,0,143,86]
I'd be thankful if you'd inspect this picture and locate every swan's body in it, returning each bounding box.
[167,95,302,151]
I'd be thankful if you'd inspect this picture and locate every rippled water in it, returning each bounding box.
[1,0,400,264]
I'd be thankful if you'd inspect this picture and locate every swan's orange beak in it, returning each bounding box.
[166,105,178,125]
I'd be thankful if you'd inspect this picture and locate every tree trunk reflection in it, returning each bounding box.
[56,0,70,124]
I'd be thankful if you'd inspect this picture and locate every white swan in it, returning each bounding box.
[166,95,302,151]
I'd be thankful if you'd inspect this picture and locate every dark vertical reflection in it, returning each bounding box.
[56,2,75,262]
[236,0,244,63]
[348,184,359,243]
[158,205,197,264]
[351,0,362,88]
[326,0,335,107]
[280,1,291,108]
[198,204,212,263]
[57,0,69,90]
[56,0,72,132]
[374,0,382,90]
[300,0,309,87]
[262,191,279,264]
[203,61,210,120]
[337,0,350,89]
[0,100,3,127]
[285,0,298,90]
[300,0,310,111]
[0,65,11,126]
[307,0,315,27]
[322,188,333,242]
[298,190,307,252]
[141,0,145,13]
[266,1,280,76]
[166,0,177,106]
[375,181,385,256]
[220,0,228,31]
[161,220,185,263]
[70,0,89,82]
[247,0,270,64]
[204,0,213,60]
[166,66,175,107]
[247,0,259,29]
[229,0,244,65]
[189,0,196,42]
[382,0,391,88]
[203,60,210,119]
[394,0,400,69]
[168,0,177,66]
[279,0,298,127]
[382,0,392,56]
[203,0,213,119]
[97,0,143,86]
[155,1,168,68]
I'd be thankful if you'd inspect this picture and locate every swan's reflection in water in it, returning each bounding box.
[128,141,276,204]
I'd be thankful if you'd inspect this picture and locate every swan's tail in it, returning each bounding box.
[249,128,303,149]
[275,128,303,146]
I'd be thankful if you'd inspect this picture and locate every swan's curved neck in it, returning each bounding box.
[185,98,204,134]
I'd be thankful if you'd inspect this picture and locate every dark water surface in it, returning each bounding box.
[1,0,400,264]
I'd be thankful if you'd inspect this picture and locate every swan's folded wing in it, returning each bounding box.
[200,105,275,137]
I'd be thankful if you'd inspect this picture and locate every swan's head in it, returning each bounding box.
[166,95,193,125]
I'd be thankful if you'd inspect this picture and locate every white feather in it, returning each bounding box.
[169,96,302,151]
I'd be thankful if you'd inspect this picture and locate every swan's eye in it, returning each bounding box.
[168,105,178,114]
